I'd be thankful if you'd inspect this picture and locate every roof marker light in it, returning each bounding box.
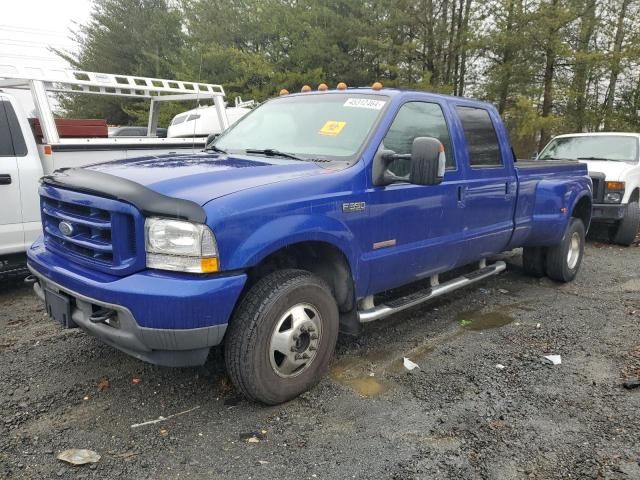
[279,88,289,96]
[301,85,312,93]
[372,81,383,91]
[318,83,328,91]
[336,82,347,90]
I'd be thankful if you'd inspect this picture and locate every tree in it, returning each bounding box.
[57,0,185,126]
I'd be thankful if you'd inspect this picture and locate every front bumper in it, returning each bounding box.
[591,203,627,222]
[27,238,247,367]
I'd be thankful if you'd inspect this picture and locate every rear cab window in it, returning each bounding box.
[0,100,27,157]
[455,106,502,168]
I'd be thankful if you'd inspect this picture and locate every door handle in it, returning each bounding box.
[505,181,514,199]
[0,174,11,185]
[457,185,466,206]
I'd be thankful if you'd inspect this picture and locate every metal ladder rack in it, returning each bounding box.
[0,65,229,143]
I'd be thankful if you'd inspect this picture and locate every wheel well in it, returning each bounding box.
[572,196,592,229]
[246,242,356,312]
[630,188,639,202]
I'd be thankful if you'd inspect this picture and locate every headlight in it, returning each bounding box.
[604,192,622,203]
[144,218,219,273]
[604,181,625,204]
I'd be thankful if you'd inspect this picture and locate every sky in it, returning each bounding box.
[0,0,94,112]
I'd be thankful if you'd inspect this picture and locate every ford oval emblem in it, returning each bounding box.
[59,221,74,237]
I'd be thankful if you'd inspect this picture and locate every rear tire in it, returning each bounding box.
[224,269,339,405]
[545,218,585,283]
[611,200,640,246]
[522,247,546,278]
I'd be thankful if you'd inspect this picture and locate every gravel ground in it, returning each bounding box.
[1,237,639,479]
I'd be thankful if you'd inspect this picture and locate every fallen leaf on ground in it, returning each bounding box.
[96,378,110,392]
[131,377,142,385]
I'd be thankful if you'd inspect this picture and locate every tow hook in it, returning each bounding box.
[24,275,38,286]
[89,308,117,324]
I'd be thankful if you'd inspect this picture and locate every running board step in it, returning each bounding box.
[357,261,507,323]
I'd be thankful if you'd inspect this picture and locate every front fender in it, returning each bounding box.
[224,213,359,275]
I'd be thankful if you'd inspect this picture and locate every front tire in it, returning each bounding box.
[224,269,339,405]
[611,200,640,246]
[545,218,585,282]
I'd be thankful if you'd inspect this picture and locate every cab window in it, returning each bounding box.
[455,106,502,167]
[382,102,454,177]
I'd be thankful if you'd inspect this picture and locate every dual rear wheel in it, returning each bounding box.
[523,217,586,282]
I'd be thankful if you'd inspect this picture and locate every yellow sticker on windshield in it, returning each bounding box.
[319,121,346,136]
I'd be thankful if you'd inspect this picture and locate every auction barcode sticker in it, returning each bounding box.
[344,98,386,110]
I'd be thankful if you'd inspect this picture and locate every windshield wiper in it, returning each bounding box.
[245,148,306,161]
[205,144,227,154]
[577,156,618,161]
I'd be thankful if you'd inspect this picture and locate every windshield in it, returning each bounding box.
[539,135,639,162]
[213,93,389,161]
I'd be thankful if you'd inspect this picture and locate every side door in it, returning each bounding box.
[365,100,466,294]
[0,99,26,255]
[453,105,517,264]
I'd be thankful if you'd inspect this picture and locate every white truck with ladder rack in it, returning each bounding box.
[0,66,230,277]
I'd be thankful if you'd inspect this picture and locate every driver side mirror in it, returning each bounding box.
[373,136,445,186]
[408,137,445,186]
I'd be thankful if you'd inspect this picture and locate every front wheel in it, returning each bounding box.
[545,218,585,283]
[224,269,339,405]
[610,201,640,246]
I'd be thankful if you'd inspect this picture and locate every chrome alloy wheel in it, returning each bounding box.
[567,231,581,270]
[269,303,322,378]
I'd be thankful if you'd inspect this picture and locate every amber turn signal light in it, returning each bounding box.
[200,257,219,273]
[606,181,625,190]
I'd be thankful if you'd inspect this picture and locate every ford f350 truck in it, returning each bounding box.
[27,87,592,404]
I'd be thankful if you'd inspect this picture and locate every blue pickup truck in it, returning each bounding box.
[27,87,592,404]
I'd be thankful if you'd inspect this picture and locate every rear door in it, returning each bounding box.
[453,105,517,263]
[0,98,26,255]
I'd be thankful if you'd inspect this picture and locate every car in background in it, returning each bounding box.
[167,99,253,138]
[538,132,640,245]
[109,126,167,138]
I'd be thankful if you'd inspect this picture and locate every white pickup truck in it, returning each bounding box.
[0,67,231,276]
[539,132,640,245]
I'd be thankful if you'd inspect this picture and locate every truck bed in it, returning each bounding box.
[510,159,590,248]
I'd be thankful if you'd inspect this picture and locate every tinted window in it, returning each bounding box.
[4,102,27,156]
[383,101,454,176]
[0,101,15,157]
[456,106,502,167]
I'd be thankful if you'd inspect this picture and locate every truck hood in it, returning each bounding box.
[86,152,327,206]
[579,159,638,182]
